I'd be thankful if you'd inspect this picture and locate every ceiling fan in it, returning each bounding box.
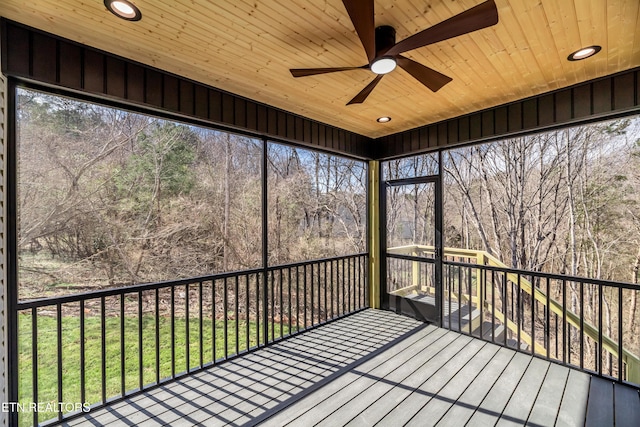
[290,0,499,105]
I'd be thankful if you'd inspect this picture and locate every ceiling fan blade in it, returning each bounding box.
[386,0,498,56]
[342,0,376,62]
[347,75,384,105]
[396,56,452,92]
[290,66,367,77]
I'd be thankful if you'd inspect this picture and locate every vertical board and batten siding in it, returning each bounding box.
[0,19,370,159]
[373,68,640,159]
[0,31,6,427]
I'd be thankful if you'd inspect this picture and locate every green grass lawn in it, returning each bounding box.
[17,313,289,426]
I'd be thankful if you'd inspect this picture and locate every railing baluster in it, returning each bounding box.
[359,255,363,309]
[186,284,191,371]
[213,279,218,361]
[479,267,484,340]
[340,258,347,315]
[304,264,308,329]
[270,270,275,341]
[309,264,320,326]
[562,279,567,365]
[554,312,558,359]
[235,275,239,354]
[580,280,584,370]
[262,270,268,348]
[223,277,228,359]
[458,266,462,332]
[32,307,38,427]
[245,275,250,352]
[517,273,521,350]
[80,301,86,406]
[288,267,292,336]
[491,270,495,342]
[57,303,63,421]
[296,266,300,333]
[598,282,603,376]
[199,282,204,368]
[320,261,325,322]
[618,286,623,382]
[448,264,452,331]
[171,286,176,377]
[502,272,507,348]
[198,280,204,368]
[322,261,326,322]
[120,295,125,395]
[331,260,335,320]
[546,277,550,360]
[155,289,160,383]
[468,267,473,336]
[279,268,283,338]
[101,296,106,403]
[346,259,354,312]
[138,291,143,390]
[256,274,261,347]
[530,275,535,356]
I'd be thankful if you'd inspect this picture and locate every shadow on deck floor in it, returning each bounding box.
[63,309,640,427]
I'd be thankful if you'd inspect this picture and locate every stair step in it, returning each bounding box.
[479,321,504,341]
[443,305,480,331]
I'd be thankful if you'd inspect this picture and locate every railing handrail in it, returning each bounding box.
[389,245,640,290]
[17,252,368,310]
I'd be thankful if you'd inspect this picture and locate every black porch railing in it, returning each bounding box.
[15,253,368,426]
[386,246,640,388]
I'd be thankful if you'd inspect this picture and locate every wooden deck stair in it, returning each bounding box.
[406,294,528,351]
[388,245,639,381]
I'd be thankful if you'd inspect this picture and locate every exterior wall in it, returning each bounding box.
[0,29,7,427]
[0,19,370,159]
[374,68,640,159]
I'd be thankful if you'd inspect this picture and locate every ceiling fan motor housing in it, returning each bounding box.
[375,25,396,59]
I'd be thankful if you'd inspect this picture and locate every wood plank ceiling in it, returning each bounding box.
[0,0,638,138]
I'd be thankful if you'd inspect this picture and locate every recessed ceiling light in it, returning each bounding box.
[104,0,142,21]
[370,57,397,75]
[377,117,391,123]
[567,45,601,61]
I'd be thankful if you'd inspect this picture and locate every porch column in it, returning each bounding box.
[368,160,381,308]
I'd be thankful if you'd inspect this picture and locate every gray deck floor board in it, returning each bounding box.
[61,309,640,427]
[434,346,516,427]
[341,331,465,427]
[496,356,551,427]
[374,337,486,426]
[306,330,459,426]
[525,362,570,427]
[614,383,640,427]
[585,376,614,427]
[403,342,501,426]
[464,351,533,426]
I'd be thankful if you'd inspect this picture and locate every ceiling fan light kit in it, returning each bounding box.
[290,0,499,105]
[370,57,397,75]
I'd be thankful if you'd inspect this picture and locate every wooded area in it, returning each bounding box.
[16,88,367,299]
[383,117,640,376]
[441,118,640,284]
